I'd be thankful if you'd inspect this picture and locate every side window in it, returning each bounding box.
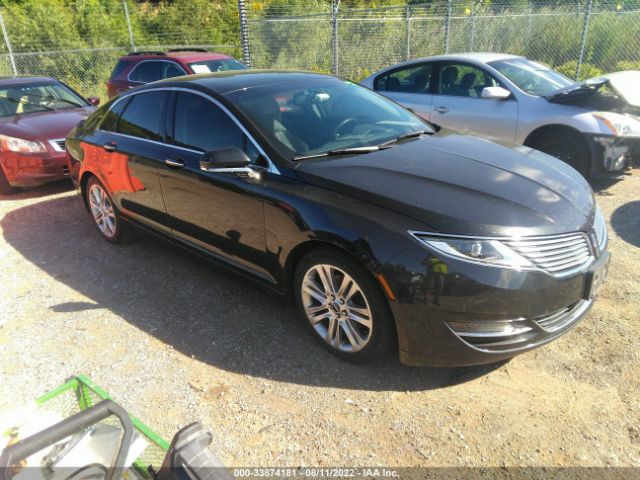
[164,63,184,79]
[99,98,129,132]
[129,61,178,83]
[438,63,505,98]
[118,91,167,141]
[172,92,245,154]
[375,63,433,94]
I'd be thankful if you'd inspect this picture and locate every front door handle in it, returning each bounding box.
[103,143,116,152]
[434,106,449,114]
[164,158,184,168]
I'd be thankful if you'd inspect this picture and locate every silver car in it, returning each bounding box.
[361,53,640,176]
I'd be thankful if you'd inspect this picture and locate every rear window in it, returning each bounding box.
[110,60,132,79]
[187,59,247,74]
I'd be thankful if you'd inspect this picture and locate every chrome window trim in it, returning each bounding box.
[408,230,596,278]
[126,60,187,84]
[98,86,280,175]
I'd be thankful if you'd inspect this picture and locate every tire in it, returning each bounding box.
[0,166,16,195]
[85,176,126,244]
[293,248,395,363]
[530,129,590,177]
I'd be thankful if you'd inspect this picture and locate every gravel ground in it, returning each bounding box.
[0,170,639,470]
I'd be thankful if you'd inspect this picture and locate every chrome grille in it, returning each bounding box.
[49,139,66,152]
[593,207,608,252]
[504,234,592,276]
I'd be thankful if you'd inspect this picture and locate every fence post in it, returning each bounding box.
[575,0,593,81]
[469,8,476,52]
[122,0,135,52]
[444,0,452,53]
[332,0,340,76]
[0,10,17,76]
[405,5,411,60]
[237,0,251,67]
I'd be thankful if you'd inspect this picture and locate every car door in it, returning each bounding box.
[430,62,519,145]
[373,62,435,122]
[158,90,269,278]
[98,90,171,232]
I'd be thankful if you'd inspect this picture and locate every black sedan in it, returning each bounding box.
[65,71,610,366]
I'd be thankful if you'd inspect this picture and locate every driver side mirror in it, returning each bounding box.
[87,96,100,106]
[199,147,259,179]
[481,86,511,100]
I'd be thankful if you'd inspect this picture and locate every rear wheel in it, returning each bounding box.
[293,249,394,363]
[85,176,125,244]
[529,129,591,177]
[0,166,16,195]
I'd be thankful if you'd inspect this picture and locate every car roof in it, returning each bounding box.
[121,51,234,63]
[149,70,339,95]
[0,76,60,86]
[424,52,522,63]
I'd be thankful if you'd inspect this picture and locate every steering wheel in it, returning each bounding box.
[331,117,359,138]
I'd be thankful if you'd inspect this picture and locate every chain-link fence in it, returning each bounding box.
[246,0,640,82]
[0,0,240,100]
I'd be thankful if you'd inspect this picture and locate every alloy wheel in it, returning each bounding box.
[301,264,373,352]
[88,183,117,238]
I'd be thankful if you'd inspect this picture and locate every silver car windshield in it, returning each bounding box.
[489,58,574,97]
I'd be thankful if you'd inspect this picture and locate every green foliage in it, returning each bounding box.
[556,61,603,81]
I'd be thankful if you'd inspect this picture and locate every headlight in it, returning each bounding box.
[0,134,47,153]
[592,112,640,137]
[410,233,534,269]
[593,205,607,251]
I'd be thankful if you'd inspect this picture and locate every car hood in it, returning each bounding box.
[0,107,93,141]
[295,134,595,237]
[546,70,640,108]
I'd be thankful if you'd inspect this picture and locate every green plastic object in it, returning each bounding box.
[34,375,169,476]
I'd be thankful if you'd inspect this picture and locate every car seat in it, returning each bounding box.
[386,77,401,92]
[441,66,458,95]
[457,72,477,97]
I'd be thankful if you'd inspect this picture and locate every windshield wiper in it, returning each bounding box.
[377,130,432,148]
[293,145,384,161]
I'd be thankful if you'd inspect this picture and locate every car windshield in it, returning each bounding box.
[187,59,247,74]
[488,58,574,96]
[226,78,430,160]
[0,82,86,118]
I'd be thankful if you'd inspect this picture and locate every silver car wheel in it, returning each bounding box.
[301,264,373,352]
[88,183,116,238]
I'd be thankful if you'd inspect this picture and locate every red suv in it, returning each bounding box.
[106,48,247,98]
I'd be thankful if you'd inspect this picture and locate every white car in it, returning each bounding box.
[361,53,640,176]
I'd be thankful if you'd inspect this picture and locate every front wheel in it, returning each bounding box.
[530,130,590,177]
[85,176,125,244]
[294,249,394,363]
[0,166,16,195]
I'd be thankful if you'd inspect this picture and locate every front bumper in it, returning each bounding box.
[0,150,70,188]
[382,240,610,367]
[588,134,639,173]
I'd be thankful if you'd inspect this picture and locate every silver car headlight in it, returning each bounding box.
[409,232,534,269]
[592,112,640,137]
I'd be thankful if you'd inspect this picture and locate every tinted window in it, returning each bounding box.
[99,98,129,132]
[129,61,184,83]
[226,79,429,159]
[110,59,132,79]
[375,63,433,93]
[172,92,244,152]
[438,63,505,98]
[118,92,167,141]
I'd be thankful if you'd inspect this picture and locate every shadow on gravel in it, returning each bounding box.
[0,180,74,201]
[2,195,504,391]
[611,200,640,248]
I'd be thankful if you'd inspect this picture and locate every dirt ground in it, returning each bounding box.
[0,169,639,470]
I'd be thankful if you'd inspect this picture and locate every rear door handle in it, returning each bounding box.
[164,158,184,168]
[103,143,116,152]
[434,106,449,114]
